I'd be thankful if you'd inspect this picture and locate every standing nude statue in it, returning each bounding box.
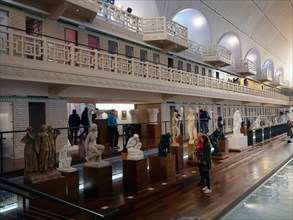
[172,112,179,145]
[187,107,197,144]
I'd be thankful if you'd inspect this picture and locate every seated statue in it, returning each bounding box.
[158,133,171,157]
[126,134,143,160]
[57,145,76,172]
[84,124,108,167]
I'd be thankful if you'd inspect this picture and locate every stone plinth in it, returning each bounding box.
[83,165,112,197]
[187,143,195,160]
[60,170,79,201]
[123,159,148,192]
[149,155,176,179]
[228,134,248,152]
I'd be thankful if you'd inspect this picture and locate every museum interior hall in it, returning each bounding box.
[0,0,292,219]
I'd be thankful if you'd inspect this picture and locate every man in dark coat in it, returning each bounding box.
[68,109,81,145]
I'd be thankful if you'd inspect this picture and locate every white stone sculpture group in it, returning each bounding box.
[233,110,242,135]
[126,134,144,160]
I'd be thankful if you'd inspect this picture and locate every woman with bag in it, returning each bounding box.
[200,135,212,194]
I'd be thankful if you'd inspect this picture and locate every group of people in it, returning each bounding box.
[68,107,119,149]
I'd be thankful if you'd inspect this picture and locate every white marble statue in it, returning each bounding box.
[126,134,143,160]
[233,110,242,135]
[84,124,108,167]
[172,112,179,145]
[187,107,197,144]
[57,145,76,172]
[252,116,261,129]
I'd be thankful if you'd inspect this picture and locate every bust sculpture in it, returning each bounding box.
[57,145,76,172]
[233,110,242,135]
[126,134,143,160]
[84,124,108,167]
[187,107,197,144]
[171,112,179,145]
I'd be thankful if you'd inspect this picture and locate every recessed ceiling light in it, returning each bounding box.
[76,9,79,12]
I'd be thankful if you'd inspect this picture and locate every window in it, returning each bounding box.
[168,58,173,68]
[195,65,199,74]
[88,35,99,50]
[208,69,212,77]
[186,63,191,72]
[140,49,147,61]
[26,17,42,36]
[153,53,160,64]
[65,28,77,45]
[178,61,183,70]
[108,40,118,54]
[202,68,206,76]
[125,45,133,58]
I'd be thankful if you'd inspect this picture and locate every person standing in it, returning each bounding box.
[108,109,119,149]
[79,107,90,139]
[200,107,210,134]
[68,109,81,145]
[195,132,204,186]
[200,135,212,193]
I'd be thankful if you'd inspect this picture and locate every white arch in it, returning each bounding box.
[172,8,212,45]
[245,48,261,74]
[217,32,242,61]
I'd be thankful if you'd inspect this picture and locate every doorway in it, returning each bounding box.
[29,102,46,130]
[0,102,13,159]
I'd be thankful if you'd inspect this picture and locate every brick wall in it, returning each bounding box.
[0,98,68,159]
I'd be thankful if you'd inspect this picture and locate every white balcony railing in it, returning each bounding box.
[257,69,273,82]
[96,0,142,32]
[271,74,285,87]
[0,28,289,102]
[233,59,257,76]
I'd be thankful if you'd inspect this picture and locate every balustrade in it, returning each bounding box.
[257,69,273,82]
[0,27,290,102]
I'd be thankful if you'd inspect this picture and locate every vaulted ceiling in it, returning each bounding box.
[118,0,293,81]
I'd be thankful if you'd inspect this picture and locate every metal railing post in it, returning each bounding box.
[0,132,3,176]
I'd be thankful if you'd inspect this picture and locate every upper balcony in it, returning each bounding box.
[271,75,284,87]
[141,17,189,53]
[202,45,232,68]
[0,27,290,105]
[256,69,273,82]
[11,0,99,22]
[233,59,256,77]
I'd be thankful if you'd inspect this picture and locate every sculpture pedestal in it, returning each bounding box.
[123,159,148,192]
[170,145,184,173]
[188,143,195,160]
[149,155,176,179]
[25,177,66,215]
[60,170,79,202]
[228,134,248,152]
[121,152,128,160]
[211,139,229,160]
[83,165,112,197]
[148,124,161,138]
